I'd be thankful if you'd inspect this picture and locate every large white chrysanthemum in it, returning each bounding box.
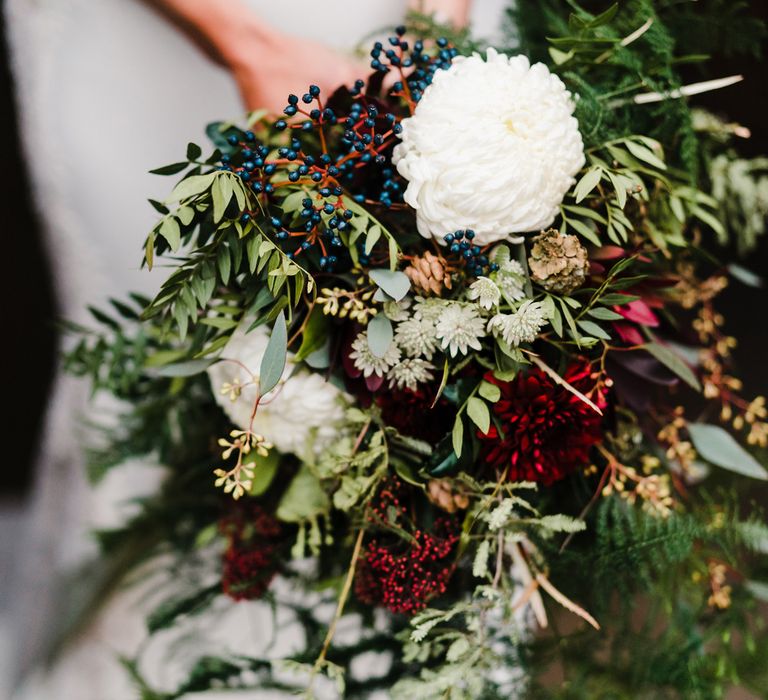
[207,323,348,460]
[392,48,585,245]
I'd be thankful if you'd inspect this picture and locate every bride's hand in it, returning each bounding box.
[224,26,366,114]
[147,0,364,114]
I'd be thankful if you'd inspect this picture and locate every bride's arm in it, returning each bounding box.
[144,0,363,112]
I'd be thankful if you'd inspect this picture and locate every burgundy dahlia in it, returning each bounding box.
[374,384,455,444]
[478,361,605,484]
[219,504,282,601]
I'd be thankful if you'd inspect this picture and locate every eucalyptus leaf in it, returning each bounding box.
[367,314,394,358]
[369,269,410,301]
[217,245,231,285]
[259,311,287,395]
[148,199,170,215]
[688,423,767,480]
[373,288,396,303]
[153,359,214,377]
[177,206,195,226]
[305,341,331,369]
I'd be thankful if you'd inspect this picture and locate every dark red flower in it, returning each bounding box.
[219,504,283,601]
[374,384,455,444]
[354,478,459,615]
[478,361,605,484]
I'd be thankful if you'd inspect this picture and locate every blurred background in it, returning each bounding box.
[1,0,767,697]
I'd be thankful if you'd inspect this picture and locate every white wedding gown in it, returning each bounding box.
[3,1,509,698]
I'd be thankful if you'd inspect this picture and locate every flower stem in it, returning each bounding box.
[307,525,366,693]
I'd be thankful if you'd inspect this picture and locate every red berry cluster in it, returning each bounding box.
[355,480,459,615]
[219,504,282,601]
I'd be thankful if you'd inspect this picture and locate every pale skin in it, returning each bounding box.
[146,0,471,113]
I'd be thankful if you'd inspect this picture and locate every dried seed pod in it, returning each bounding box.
[427,478,470,513]
[405,251,453,296]
[528,229,589,295]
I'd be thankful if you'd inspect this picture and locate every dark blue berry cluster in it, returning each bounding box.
[212,31,461,273]
[275,82,405,208]
[220,131,279,194]
[443,230,498,278]
[275,84,339,134]
[217,127,352,270]
[271,190,354,269]
[370,27,458,105]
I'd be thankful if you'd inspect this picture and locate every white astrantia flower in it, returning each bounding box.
[495,259,527,302]
[467,276,501,310]
[349,330,402,377]
[487,300,547,347]
[435,303,486,357]
[207,323,348,460]
[412,296,447,322]
[395,316,439,360]
[387,358,436,391]
[383,297,412,322]
[392,48,584,245]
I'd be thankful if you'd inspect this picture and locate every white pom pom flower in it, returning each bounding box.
[392,48,585,245]
[207,323,348,461]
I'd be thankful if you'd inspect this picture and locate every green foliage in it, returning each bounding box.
[525,495,768,698]
[508,0,699,175]
[709,153,768,255]
[142,135,312,357]
[593,498,702,590]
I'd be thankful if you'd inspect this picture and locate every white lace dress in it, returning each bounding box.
[3,1,509,698]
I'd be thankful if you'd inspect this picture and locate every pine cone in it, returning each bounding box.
[427,479,469,514]
[404,252,453,296]
[528,229,589,295]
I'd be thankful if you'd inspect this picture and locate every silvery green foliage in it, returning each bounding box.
[709,154,768,254]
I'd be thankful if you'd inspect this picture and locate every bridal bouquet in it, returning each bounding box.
[66,2,768,697]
